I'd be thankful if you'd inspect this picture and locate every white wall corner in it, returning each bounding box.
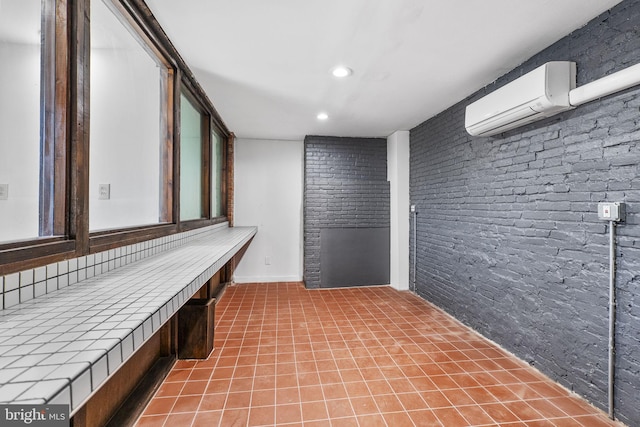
[233,138,304,284]
[387,131,410,291]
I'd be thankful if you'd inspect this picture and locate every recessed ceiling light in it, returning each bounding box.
[331,66,353,78]
[317,112,329,120]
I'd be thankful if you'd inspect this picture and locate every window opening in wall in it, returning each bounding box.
[89,0,170,232]
[0,1,45,243]
[211,130,224,218]
[0,0,230,275]
[179,91,207,221]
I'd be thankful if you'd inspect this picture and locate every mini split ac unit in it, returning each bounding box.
[465,61,576,137]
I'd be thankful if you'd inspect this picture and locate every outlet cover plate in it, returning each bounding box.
[98,184,110,200]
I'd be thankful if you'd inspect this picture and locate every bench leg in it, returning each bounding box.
[177,298,215,359]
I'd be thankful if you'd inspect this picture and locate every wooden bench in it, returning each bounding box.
[0,223,256,425]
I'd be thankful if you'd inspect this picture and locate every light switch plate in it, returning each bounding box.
[0,184,8,200]
[98,184,110,200]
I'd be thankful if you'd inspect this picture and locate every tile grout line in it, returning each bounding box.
[133,283,625,427]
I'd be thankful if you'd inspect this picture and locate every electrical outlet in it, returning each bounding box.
[98,184,110,200]
[265,256,271,265]
[0,184,7,200]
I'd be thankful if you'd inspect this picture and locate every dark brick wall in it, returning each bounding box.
[410,1,640,424]
[304,136,390,288]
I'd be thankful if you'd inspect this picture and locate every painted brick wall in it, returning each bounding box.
[304,136,390,288]
[410,1,640,425]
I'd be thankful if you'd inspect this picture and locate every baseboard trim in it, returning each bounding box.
[233,275,303,283]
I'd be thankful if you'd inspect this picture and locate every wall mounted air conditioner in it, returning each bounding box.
[465,61,576,137]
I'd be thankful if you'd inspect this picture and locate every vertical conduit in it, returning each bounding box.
[412,209,417,292]
[608,221,617,419]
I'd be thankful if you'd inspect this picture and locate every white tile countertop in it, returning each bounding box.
[0,224,256,415]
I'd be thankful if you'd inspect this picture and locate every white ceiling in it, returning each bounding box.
[145,0,622,141]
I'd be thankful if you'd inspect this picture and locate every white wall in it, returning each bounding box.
[233,138,303,283]
[387,131,410,290]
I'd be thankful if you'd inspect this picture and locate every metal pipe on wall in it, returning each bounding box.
[412,207,417,292]
[570,62,640,107]
[596,202,624,420]
[608,220,617,419]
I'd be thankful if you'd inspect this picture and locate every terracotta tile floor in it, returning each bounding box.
[135,283,625,426]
